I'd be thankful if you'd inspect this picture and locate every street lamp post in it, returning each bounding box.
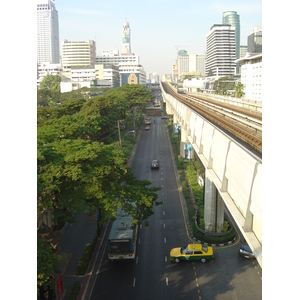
[119,130,135,147]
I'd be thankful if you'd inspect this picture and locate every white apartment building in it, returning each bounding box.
[96,51,145,86]
[205,24,236,78]
[95,64,120,87]
[102,49,120,57]
[60,64,120,93]
[96,52,139,65]
[183,78,206,93]
[61,40,96,71]
[236,53,262,101]
[71,68,96,82]
[37,0,60,64]
[37,62,62,88]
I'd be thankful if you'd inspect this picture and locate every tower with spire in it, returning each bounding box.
[121,19,131,55]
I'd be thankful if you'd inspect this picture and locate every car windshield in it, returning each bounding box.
[241,244,252,252]
[180,245,188,254]
[152,160,157,164]
[201,245,208,253]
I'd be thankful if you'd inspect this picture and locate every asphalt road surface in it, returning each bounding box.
[90,115,262,300]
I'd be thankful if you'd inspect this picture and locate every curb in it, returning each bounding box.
[76,222,108,300]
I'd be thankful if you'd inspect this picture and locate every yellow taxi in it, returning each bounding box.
[170,243,214,263]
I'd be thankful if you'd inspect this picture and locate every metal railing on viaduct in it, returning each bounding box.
[161,82,262,268]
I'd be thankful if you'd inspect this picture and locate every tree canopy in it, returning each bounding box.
[39,74,61,92]
[234,82,245,98]
[38,84,157,227]
[213,77,236,95]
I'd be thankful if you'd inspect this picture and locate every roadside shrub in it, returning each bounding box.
[67,281,81,300]
[177,155,183,165]
[75,235,98,275]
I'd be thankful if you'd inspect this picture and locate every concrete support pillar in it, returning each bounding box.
[180,129,193,160]
[166,102,172,115]
[173,114,178,124]
[204,171,224,232]
[180,129,187,158]
[173,114,180,135]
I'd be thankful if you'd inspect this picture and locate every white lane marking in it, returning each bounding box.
[166,277,168,286]
[163,211,165,215]
[164,223,165,228]
[136,256,138,264]
[164,238,166,243]
[133,278,136,287]
[165,256,168,262]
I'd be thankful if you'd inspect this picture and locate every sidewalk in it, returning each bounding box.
[57,211,97,300]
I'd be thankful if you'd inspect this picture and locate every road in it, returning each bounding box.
[90,114,262,300]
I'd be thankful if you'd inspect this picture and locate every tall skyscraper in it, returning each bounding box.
[248,26,262,53]
[222,11,240,62]
[121,20,131,55]
[37,0,60,64]
[205,24,236,78]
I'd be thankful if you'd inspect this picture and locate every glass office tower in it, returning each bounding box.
[37,0,60,64]
[222,11,240,62]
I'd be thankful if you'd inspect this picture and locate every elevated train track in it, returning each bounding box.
[161,82,262,154]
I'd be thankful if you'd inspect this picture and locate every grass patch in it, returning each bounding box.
[67,281,81,300]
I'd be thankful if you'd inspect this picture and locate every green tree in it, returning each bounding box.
[234,82,245,98]
[37,236,61,295]
[40,74,61,92]
[37,137,161,227]
[213,77,236,95]
[37,84,157,227]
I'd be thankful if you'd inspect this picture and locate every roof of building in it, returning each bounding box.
[235,52,262,64]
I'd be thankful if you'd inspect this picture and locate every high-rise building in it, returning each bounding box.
[222,11,240,61]
[177,51,205,79]
[61,40,96,71]
[122,21,131,55]
[205,24,236,78]
[147,72,160,83]
[248,26,262,53]
[37,0,60,64]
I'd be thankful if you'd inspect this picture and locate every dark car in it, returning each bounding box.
[151,160,159,169]
[238,244,255,259]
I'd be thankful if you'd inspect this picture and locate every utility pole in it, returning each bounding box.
[117,120,122,147]
[133,107,136,139]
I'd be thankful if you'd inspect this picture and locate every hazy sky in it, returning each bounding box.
[56,0,262,77]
